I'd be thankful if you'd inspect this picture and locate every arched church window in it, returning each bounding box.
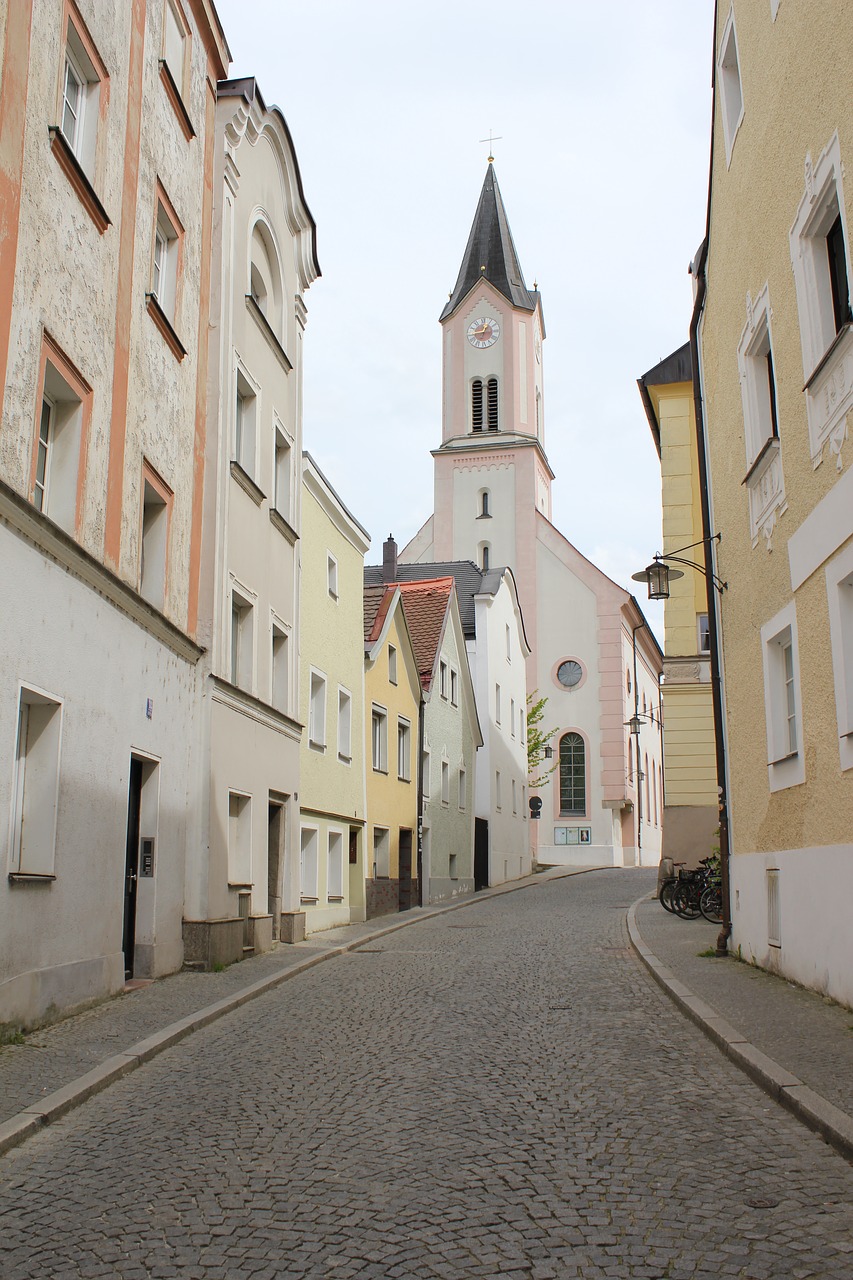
[479,489,490,518]
[480,543,490,572]
[249,220,283,338]
[487,377,499,430]
[471,379,483,432]
[559,732,586,815]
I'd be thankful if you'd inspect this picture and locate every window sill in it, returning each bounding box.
[372,767,388,775]
[300,896,319,906]
[49,126,111,234]
[769,750,798,766]
[742,434,780,487]
[8,872,56,885]
[270,508,299,544]
[159,60,196,142]
[308,739,326,753]
[146,293,186,362]
[230,460,266,506]
[803,321,852,392]
[397,776,411,784]
[246,295,293,372]
[328,896,344,904]
[338,753,352,765]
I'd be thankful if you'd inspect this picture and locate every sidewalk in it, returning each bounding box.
[0,865,596,1156]
[629,894,853,1162]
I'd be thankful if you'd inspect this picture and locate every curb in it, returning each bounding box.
[626,897,853,1164]
[0,864,604,1158]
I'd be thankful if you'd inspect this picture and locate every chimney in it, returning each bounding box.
[382,534,397,583]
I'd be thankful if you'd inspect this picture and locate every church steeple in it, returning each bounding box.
[440,164,538,320]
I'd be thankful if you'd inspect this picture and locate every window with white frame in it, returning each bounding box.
[327,830,344,901]
[422,742,431,799]
[9,686,63,877]
[300,827,318,901]
[441,759,449,805]
[249,220,284,338]
[388,644,397,684]
[337,687,352,763]
[151,197,181,325]
[738,284,780,469]
[271,623,288,713]
[327,553,338,600]
[33,347,88,536]
[510,697,516,738]
[371,705,387,772]
[512,777,517,815]
[439,660,448,699]
[697,613,711,654]
[506,624,511,662]
[309,671,326,749]
[761,603,805,792]
[373,826,390,878]
[495,683,501,725]
[228,791,251,884]
[458,764,467,811]
[826,543,853,771]
[495,769,502,810]
[273,424,291,521]
[450,668,458,707]
[162,0,189,95]
[397,717,411,781]
[717,8,744,166]
[230,588,254,690]
[139,465,171,610]
[234,368,257,477]
[58,14,105,182]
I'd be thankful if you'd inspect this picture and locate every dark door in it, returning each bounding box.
[474,818,489,891]
[398,828,413,910]
[122,757,143,979]
[268,801,283,940]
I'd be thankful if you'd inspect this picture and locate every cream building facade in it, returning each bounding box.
[299,453,370,931]
[696,0,853,1002]
[638,345,717,864]
[0,0,228,1027]
[185,78,320,967]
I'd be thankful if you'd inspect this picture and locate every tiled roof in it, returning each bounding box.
[363,583,394,647]
[364,560,484,637]
[396,578,454,690]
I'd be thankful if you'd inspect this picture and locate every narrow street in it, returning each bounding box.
[2,869,852,1279]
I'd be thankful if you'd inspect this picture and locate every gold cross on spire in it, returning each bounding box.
[479,130,502,163]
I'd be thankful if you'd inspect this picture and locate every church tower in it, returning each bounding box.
[405,162,553,575]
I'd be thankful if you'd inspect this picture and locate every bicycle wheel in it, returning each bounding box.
[700,885,723,924]
[659,880,678,913]
[673,883,702,919]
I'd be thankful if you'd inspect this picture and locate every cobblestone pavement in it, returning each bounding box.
[2,869,853,1279]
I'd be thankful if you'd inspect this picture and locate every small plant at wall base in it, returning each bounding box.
[527,691,558,788]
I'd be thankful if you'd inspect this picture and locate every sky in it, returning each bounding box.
[213,1,716,639]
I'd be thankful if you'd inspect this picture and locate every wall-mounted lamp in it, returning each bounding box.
[631,534,727,601]
[544,745,553,760]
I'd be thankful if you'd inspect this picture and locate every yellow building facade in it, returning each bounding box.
[696,0,853,1002]
[639,347,717,864]
[363,586,421,918]
[299,455,371,931]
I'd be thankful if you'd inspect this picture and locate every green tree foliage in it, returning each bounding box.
[527,691,557,788]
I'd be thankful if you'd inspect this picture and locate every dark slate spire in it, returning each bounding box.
[440,163,537,320]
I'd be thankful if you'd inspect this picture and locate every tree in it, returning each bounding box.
[527,691,557,788]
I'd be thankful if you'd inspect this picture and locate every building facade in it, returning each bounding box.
[299,453,370,932]
[695,0,853,1002]
[402,162,662,868]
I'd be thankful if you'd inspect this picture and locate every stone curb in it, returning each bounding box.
[626,896,853,1164]
[0,863,604,1159]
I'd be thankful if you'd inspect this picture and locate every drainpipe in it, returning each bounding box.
[632,623,643,863]
[416,693,425,907]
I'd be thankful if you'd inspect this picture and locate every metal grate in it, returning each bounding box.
[471,379,483,431]
[767,868,781,947]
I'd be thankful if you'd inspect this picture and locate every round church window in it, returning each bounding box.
[557,660,583,689]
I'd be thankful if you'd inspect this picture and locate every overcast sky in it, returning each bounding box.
[213,1,715,636]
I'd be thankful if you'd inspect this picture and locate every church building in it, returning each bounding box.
[402,162,663,867]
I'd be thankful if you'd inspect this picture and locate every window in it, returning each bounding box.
[495,769,502,810]
[767,868,781,947]
[139,463,172,610]
[495,683,501,725]
[441,759,450,805]
[271,623,288,713]
[557,660,583,689]
[55,8,107,185]
[698,613,711,654]
[371,706,388,772]
[717,8,744,166]
[327,554,338,600]
[327,831,344,901]
[273,425,292,521]
[512,778,517,815]
[439,660,448,699]
[790,133,853,464]
[449,853,458,880]
[479,489,491,518]
[31,338,90,536]
[373,827,390,878]
[300,827,318,901]
[826,544,853,770]
[738,284,780,469]
[506,624,512,662]
[458,765,467,811]
[652,760,658,826]
[230,589,254,690]
[487,377,499,430]
[228,792,251,884]
[337,688,352,763]
[397,718,411,781]
[388,644,397,684]
[559,732,586,816]
[761,603,805,792]
[450,669,458,707]
[480,543,490,572]
[471,378,483,432]
[249,220,284,338]
[309,671,326,749]
[422,743,431,799]
[9,687,63,878]
[150,191,182,329]
[234,368,257,477]
[644,754,651,820]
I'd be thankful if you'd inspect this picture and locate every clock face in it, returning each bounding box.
[467,316,500,348]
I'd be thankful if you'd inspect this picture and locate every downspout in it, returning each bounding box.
[416,694,425,907]
[632,623,643,862]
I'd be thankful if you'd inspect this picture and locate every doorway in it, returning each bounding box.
[268,799,285,940]
[398,828,413,910]
[474,818,489,891]
[122,758,144,979]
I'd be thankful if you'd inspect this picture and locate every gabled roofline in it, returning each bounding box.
[302,451,370,552]
[475,565,532,658]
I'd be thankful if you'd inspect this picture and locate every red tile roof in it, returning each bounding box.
[363,583,395,646]
[396,577,454,690]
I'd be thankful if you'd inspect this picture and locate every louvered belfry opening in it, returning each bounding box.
[487,377,499,430]
[471,379,483,431]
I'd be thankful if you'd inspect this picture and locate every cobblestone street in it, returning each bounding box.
[1,869,852,1279]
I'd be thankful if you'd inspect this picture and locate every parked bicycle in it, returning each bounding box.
[659,855,721,922]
